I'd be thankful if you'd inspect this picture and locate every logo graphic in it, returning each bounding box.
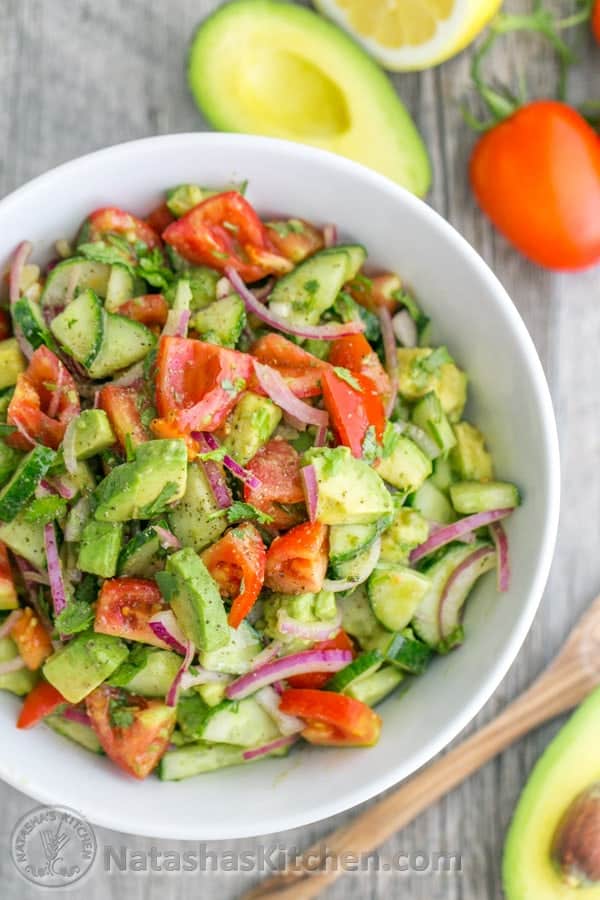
[11,805,97,888]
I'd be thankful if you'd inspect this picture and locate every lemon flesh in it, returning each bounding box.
[188,0,431,196]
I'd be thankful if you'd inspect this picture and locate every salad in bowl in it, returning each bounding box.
[0,183,520,782]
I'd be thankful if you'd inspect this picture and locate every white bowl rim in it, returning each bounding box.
[0,133,560,839]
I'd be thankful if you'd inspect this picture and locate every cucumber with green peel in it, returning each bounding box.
[411,391,456,457]
[449,481,521,515]
[368,564,430,632]
[50,289,104,367]
[438,545,497,651]
[190,293,246,348]
[329,522,379,566]
[371,629,432,674]
[0,442,23,488]
[197,697,281,747]
[87,311,156,378]
[330,535,381,582]
[159,742,246,780]
[409,479,456,524]
[199,620,262,674]
[41,257,111,309]
[0,445,56,522]
[345,665,404,707]
[117,522,167,576]
[109,648,183,697]
[324,649,383,693]
[45,715,103,753]
[104,264,143,312]
[12,297,56,351]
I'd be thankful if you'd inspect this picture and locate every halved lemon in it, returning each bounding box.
[313,0,502,71]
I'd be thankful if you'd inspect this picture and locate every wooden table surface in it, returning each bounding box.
[0,1,598,897]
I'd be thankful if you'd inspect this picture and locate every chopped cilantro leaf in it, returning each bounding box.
[382,422,401,458]
[418,346,453,374]
[138,482,179,517]
[108,695,135,730]
[108,645,152,687]
[54,599,95,636]
[333,367,362,392]
[224,501,273,526]
[137,247,174,291]
[78,242,135,274]
[124,432,136,463]
[304,279,320,295]
[361,425,381,464]
[24,495,67,525]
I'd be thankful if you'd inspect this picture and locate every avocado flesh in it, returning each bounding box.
[188,0,431,196]
[503,686,600,899]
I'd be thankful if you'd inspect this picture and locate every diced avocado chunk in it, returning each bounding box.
[190,293,246,348]
[0,338,26,390]
[78,520,123,578]
[0,636,38,695]
[43,631,128,704]
[368,563,430,632]
[437,361,467,423]
[304,446,393,525]
[450,422,494,481]
[263,591,338,644]
[162,548,229,652]
[195,680,228,707]
[72,410,116,460]
[169,462,227,551]
[166,183,205,217]
[199,620,261,673]
[380,507,429,564]
[376,434,432,492]
[223,392,282,465]
[449,480,521,514]
[0,441,23,488]
[108,647,182,697]
[117,523,166,576]
[93,462,141,521]
[411,392,456,457]
[166,265,220,310]
[397,348,467,421]
[0,510,46,568]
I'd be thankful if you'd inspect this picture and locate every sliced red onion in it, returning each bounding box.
[64,496,91,543]
[63,707,91,727]
[148,610,188,655]
[490,521,510,592]
[392,309,418,348]
[314,425,328,448]
[251,278,275,302]
[153,525,181,550]
[254,362,328,428]
[47,476,77,500]
[216,277,231,300]
[44,523,67,616]
[0,656,26,676]
[111,360,145,388]
[323,224,338,248]
[197,432,261,490]
[47,362,66,420]
[428,521,475,546]
[249,640,282,672]
[226,648,352,700]
[255,686,303,735]
[14,556,53,632]
[194,433,233,508]
[225,266,364,341]
[438,545,497,642]
[410,508,513,564]
[162,307,190,338]
[242,734,298,761]
[180,667,231,690]
[272,680,285,695]
[0,609,23,639]
[379,307,399,419]
[300,464,318,523]
[9,241,33,305]
[166,639,195,707]
[278,609,342,641]
[61,417,79,475]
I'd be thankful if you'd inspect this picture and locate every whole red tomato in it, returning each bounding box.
[470,101,600,270]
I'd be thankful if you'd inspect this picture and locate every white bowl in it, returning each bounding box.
[0,134,559,839]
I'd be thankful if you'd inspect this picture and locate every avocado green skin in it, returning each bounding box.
[503,686,600,899]
[43,631,129,704]
[78,520,123,579]
[166,548,229,652]
[376,434,432,493]
[187,0,431,197]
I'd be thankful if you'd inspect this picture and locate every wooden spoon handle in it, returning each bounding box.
[243,657,586,900]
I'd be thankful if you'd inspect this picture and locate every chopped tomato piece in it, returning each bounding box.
[162,191,291,282]
[279,689,381,747]
[11,607,53,670]
[98,385,150,451]
[7,346,79,450]
[0,542,18,609]
[117,294,169,328]
[328,334,391,399]
[94,578,169,648]
[287,631,355,689]
[265,220,324,263]
[0,309,12,341]
[321,368,385,458]
[244,439,306,530]
[17,681,66,729]
[145,202,175,233]
[85,206,162,249]
[265,522,328,594]
[86,685,176,779]
[251,333,328,398]
[153,336,252,437]
[201,524,266,629]
[347,273,401,315]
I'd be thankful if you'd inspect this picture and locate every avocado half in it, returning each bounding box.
[187,0,431,197]
[503,687,600,898]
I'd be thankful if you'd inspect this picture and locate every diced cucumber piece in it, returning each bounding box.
[50,290,104,367]
[346,665,404,707]
[449,422,494,481]
[324,649,383,693]
[411,391,456,457]
[169,462,227,552]
[0,445,56,522]
[104,264,139,312]
[195,680,228,707]
[306,446,393,525]
[78,519,123,578]
[330,536,381,582]
[329,523,378,565]
[159,742,245,780]
[0,636,37,695]
[41,258,111,309]
[164,547,229,652]
[376,433,432,492]
[64,497,90,542]
[438,547,496,651]
[330,243,367,280]
[223,392,281,465]
[45,715,103,753]
[430,457,455,492]
[12,297,55,351]
[449,480,521,514]
[198,697,280,747]
[71,409,116,460]
[410,480,456,524]
[412,541,494,649]
[0,338,26,390]
[337,587,381,646]
[117,522,166,576]
[88,311,155,378]
[0,510,46,568]
[199,621,262,674]
[368,564,430,632]
[190,293,246,348]
[368,629,432,674]
[109,649,182,697]
[0,442,23,488]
